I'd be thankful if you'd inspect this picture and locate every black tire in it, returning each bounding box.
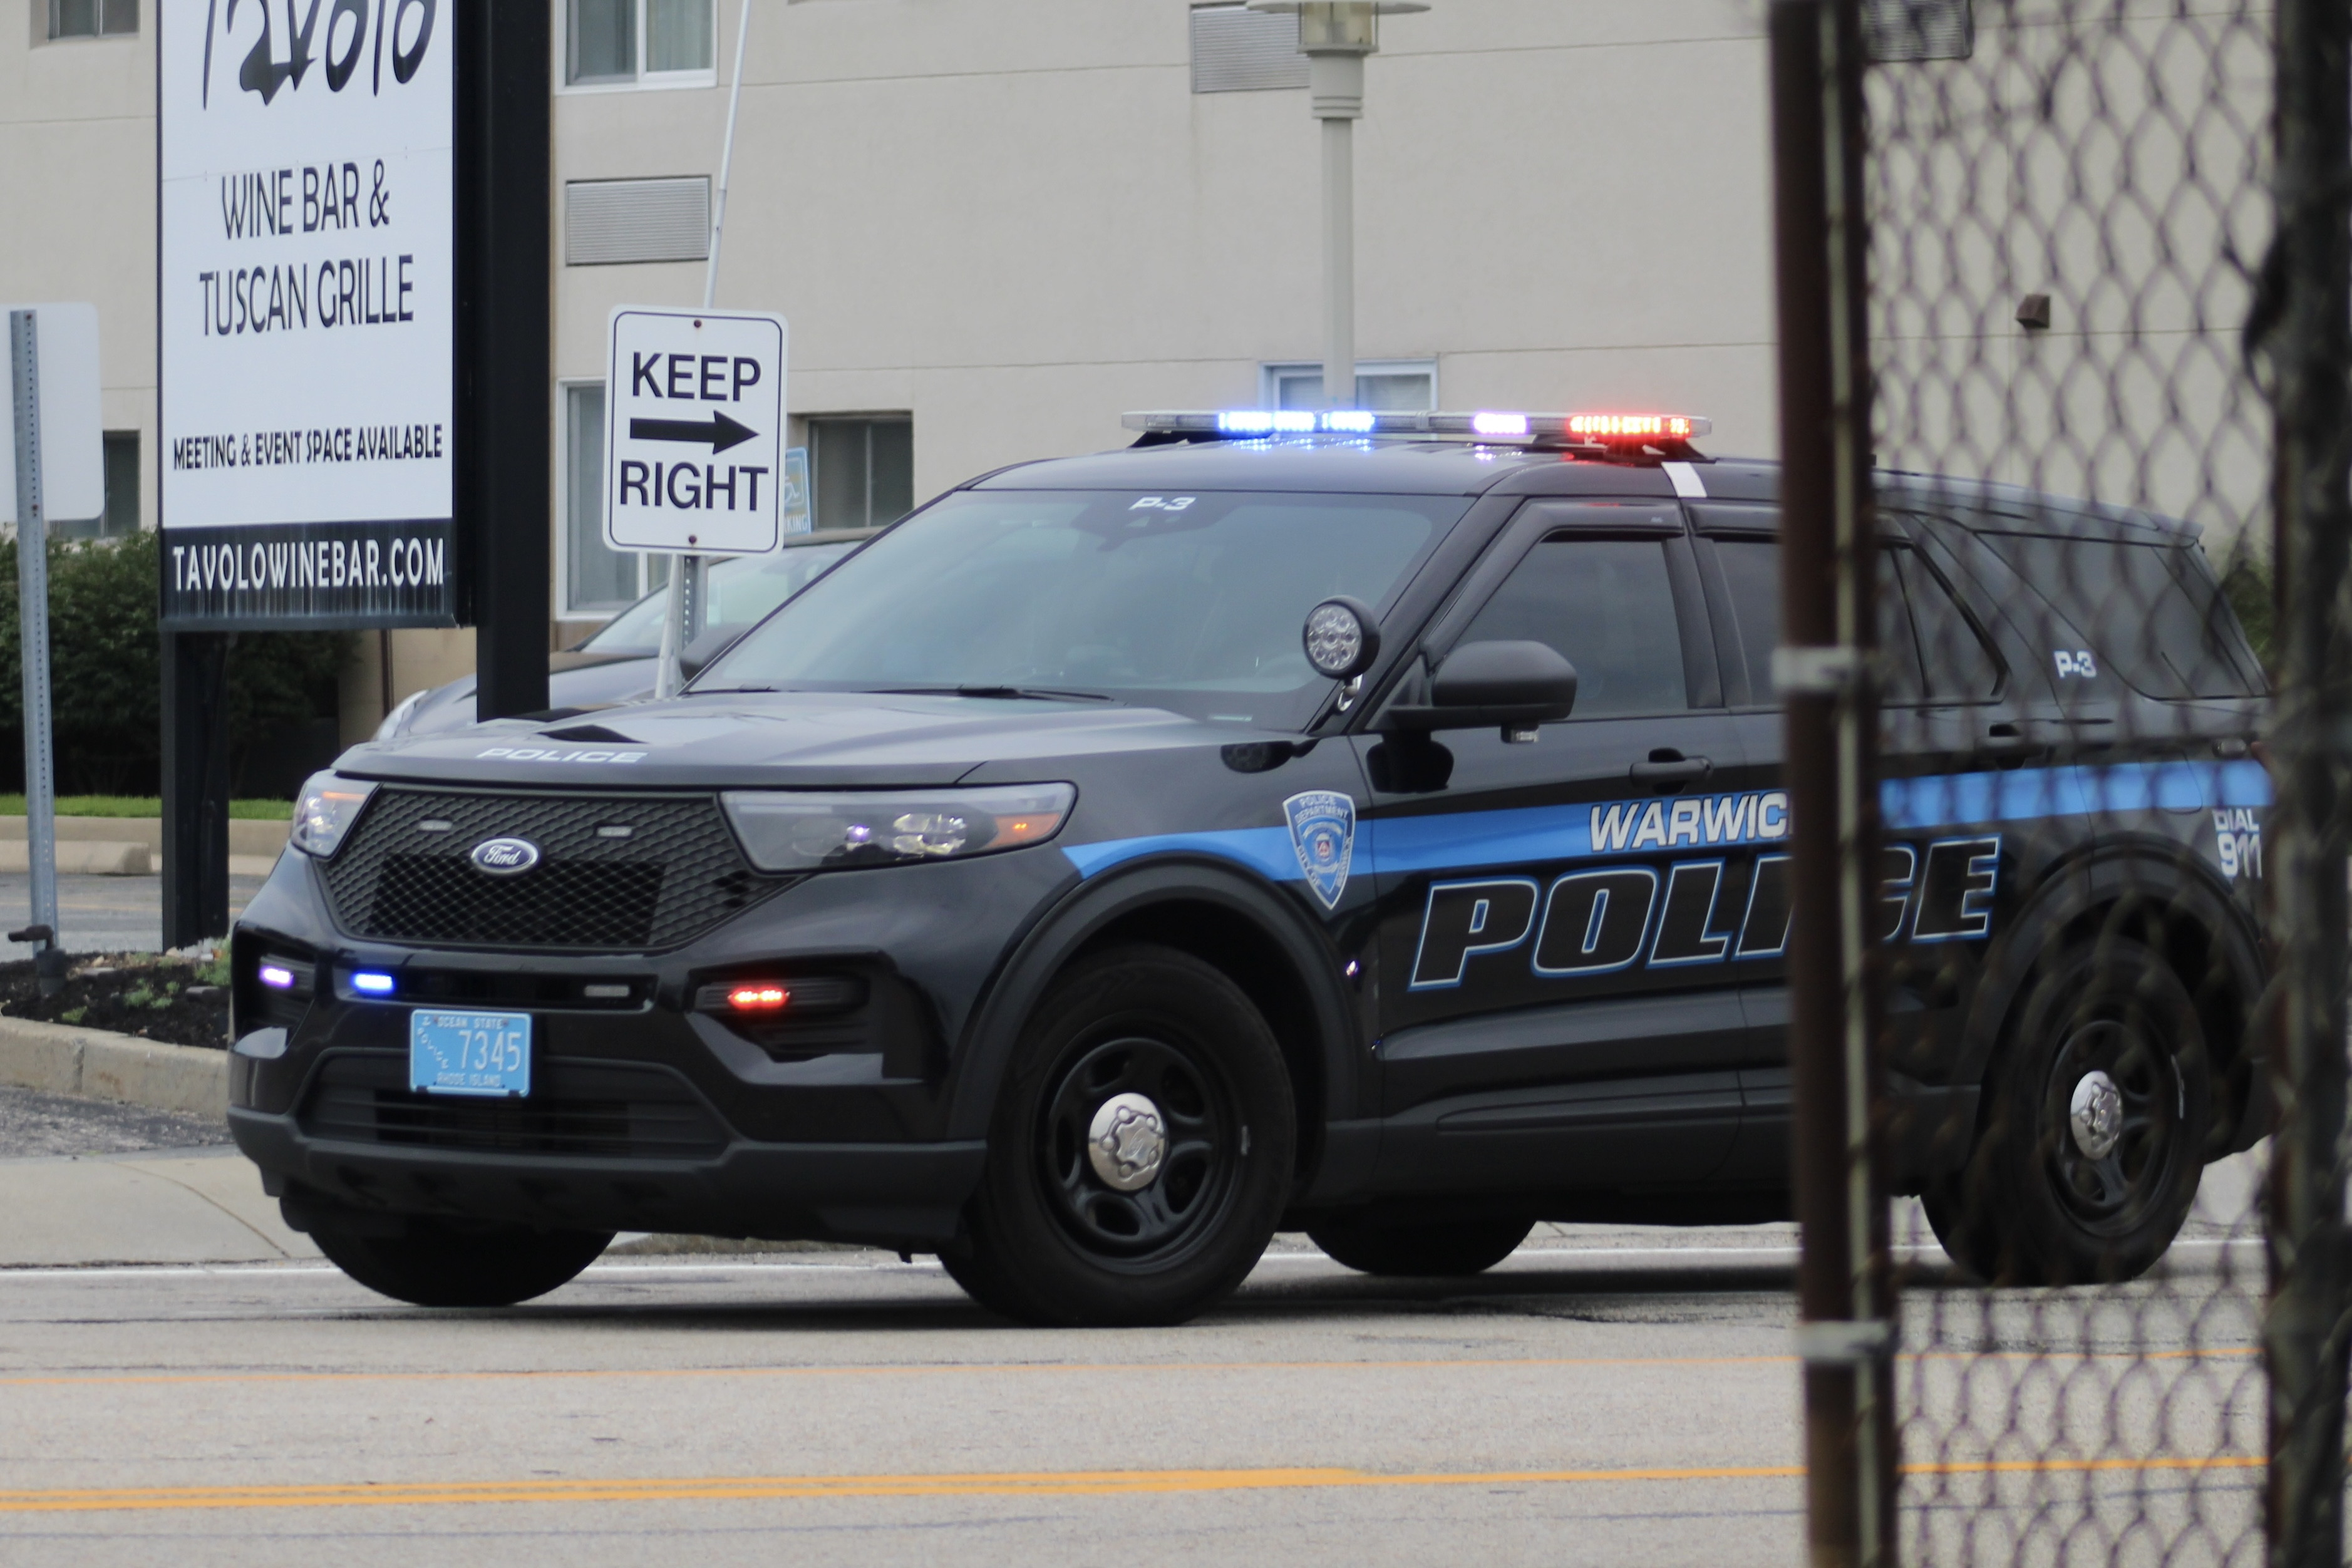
[1924,936,2210,1286]
[311,1217,612,1308]
[944,945,1296,1327]
[1309,1213,1534,1277]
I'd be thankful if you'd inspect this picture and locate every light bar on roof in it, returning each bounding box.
[1122,410,1711,444]
[1565,413,1702,441]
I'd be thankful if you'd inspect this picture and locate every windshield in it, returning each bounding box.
[577,542,860,657]
[698,490,1463,728]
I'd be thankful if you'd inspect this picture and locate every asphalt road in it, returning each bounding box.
[0,1091,2265,1565]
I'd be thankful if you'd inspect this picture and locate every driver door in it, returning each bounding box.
[1356,499,1758,1197]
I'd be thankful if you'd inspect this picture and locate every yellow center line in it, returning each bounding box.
[0,1345,2257,1391]
[0,1456,2265,1516]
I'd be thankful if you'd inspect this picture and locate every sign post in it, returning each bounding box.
[602,307,788,694]
[155,1,547,944]
[3,303,103,982]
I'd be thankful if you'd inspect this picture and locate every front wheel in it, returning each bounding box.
[944,946,1296,1327]
[1925,936,2209,1286]
[309,1217,612,1307]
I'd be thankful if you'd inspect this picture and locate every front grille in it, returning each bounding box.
[321,787,789,951]
[300,1052,728,1160]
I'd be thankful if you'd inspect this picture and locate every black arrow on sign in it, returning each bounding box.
[629,410,759,454]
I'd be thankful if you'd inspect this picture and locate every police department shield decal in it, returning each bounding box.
[1284,791,1356,909]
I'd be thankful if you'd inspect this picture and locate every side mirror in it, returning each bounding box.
[1385,640,1577,732]
[678,624,746,683]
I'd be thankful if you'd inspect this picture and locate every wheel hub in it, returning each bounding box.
[2069,1070,2124,1160]
[1086,1092,1167,1192]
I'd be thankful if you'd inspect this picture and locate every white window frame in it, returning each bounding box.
[45,0,138,41]
[1259,358,1438,411]
[557,0,719,95]
[556,378,671,620]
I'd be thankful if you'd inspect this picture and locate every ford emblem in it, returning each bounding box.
[468,837,541,876]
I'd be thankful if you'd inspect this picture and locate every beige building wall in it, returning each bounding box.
[552,0,1780,508]
[1,12,158,530]
[4,0,1788,736]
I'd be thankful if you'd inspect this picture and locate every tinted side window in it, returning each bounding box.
[1714,540,1996,704]
[1978,533,2263,698]
[1892,549,2003,699]
[1461,536,1687,716]
[1713,539,1779,702]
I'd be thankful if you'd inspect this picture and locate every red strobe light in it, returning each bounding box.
[727,984,790,1012]
[1565,413,1696,441]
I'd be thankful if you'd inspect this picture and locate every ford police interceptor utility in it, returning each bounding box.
[225,408,2271,1326]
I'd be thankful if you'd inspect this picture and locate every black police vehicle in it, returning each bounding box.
[226,407,2271,1325]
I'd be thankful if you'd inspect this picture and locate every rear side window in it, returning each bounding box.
[1979,533,2264,698]
[1459,536,1688,716]
[1713,539,2000,703]
[1887,547,2004,700]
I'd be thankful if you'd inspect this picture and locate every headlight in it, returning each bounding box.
[721,783,1077,872]
[291,772,378,859]
[373,689,426,742]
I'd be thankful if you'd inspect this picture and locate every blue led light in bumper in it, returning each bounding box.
[350,971,396,996]
[258,964,296,990]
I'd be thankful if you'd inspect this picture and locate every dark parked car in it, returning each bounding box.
[376,527,879,739]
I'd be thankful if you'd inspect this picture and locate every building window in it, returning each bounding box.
[1190,3,1306,94]
[1261,360,1437,413]
[808,416,913,531]
[54,432,138,540]
[563,384,668,614]
[1863,0,1973,62]
[48,0,137,39]
[566,0,715,88]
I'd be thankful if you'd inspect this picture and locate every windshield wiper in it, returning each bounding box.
[874,684,1114,703]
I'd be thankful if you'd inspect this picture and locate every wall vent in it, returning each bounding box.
[565,177,710,267]
[1190,4,1307,94]
[1863,0,1974,62]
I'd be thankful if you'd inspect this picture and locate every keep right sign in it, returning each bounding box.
[602,306,787,555]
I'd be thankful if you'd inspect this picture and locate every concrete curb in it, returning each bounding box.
[0,840,152,875]
[0,1014,227,1118]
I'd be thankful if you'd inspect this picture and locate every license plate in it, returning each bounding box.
[408,1009,532,1098]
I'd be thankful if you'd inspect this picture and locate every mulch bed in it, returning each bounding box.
[0,953,230,1050]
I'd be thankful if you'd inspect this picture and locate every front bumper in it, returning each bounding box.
[229,1101,984,1247]
[225,840,1076,1247]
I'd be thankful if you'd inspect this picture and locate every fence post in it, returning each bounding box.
[2263,0,2352,1562]
[1772,2,1892,1564]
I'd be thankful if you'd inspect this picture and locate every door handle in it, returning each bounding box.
[1982,721,2033,751]
[1629,752,1713,784]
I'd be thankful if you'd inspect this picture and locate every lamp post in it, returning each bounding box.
[1248,1,1428,411]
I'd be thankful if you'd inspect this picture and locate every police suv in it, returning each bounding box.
[227,408,2271,1325]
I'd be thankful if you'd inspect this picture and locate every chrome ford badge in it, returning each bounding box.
[468,837,541,876]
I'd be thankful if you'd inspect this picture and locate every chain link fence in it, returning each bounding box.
[1771,1,2349,1562]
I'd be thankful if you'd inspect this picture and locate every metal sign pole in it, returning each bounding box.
[8,310,61,986]
[656,0,756,701]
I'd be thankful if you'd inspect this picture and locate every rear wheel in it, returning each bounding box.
[1924,936,2209,1286]
[309,1217,611,1308]
[1308,1213,1534,1277]
[944,946,1295,1326]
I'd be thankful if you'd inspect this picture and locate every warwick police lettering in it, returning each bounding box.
[1408,833,2001,990]
[1589,790,1788,852]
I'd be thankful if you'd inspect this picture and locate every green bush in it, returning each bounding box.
[0,532,351,795]
[2215,547,2274,676]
